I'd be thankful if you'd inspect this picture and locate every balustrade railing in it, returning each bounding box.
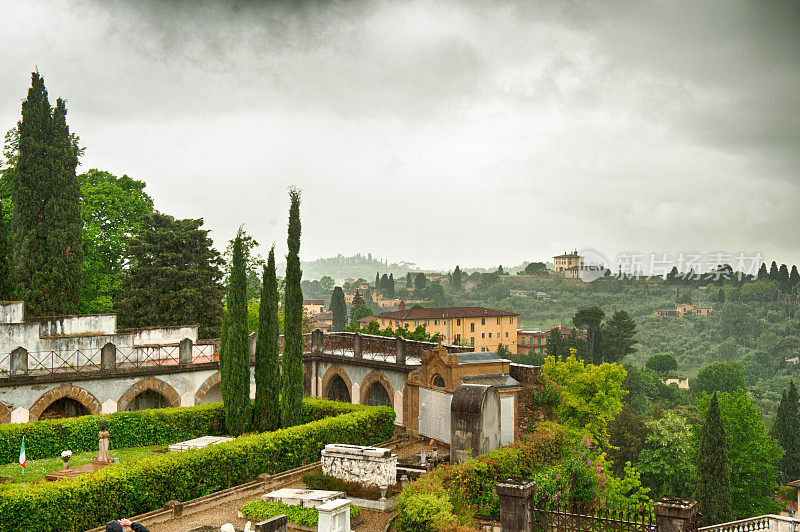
[699,515,800,532]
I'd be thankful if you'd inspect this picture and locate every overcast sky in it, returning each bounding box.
[1,0,798,272]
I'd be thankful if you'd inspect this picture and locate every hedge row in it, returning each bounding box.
[0,397,364,464]
[0,402,395,532]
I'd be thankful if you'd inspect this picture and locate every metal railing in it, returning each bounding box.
[27,348,103,375]
[699,515,800,532]
[532,499,656,532]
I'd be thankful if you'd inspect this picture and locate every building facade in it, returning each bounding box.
[553,250,583,272]
[516,326,585,356]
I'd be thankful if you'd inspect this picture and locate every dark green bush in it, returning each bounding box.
[0,396,364,465]
[302,471,402,500]
[0,401,393,532]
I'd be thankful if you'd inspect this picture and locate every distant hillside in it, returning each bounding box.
[279,253,428,283]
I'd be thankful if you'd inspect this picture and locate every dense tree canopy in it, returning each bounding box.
[645,353,678,374]
[690,362,746,396]
[601,310,637,363]
[696,393,732,526]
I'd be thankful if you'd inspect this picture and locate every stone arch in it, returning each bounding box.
[0,402,11,424]
[321,364,353,403]
[29,384,102,421]
[195,371,222,405]
[360,370,395,407]
[118,377,181,411]
[431,374,446,388]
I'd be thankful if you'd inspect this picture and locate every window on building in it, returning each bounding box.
[509,317,513,324]
[434,320,439,326]
[470,337,475,345]
[424,320,429,326]
[482,333,485,338]
[457,318,461,326]
[506,332,508,337]
[432,374,446,388]
[497,318,501,325]
[481,347,487,352]
[481,318,485,325]
[470,323,475,332]
[414,320,418,326]
[455,334,461,343]
[488,332,492,338]
[443,320,447,325]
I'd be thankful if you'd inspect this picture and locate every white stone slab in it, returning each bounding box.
[321,444,397,487]
[262,488,345,508]
[168,435,234,451]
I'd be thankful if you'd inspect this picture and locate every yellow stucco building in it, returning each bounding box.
[371,307,518,352]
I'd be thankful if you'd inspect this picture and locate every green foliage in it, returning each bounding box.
[303,471,402,500]
[254,246,280,432]
[0,401,393,532]
[223,229,264,301]
[621,365,687,414]
[351,321,443,342]
[607,406,650,477]
[524,262,548,275]
[220,228,251,436]
[695,393,732,525]
[451,265,462,291]
[396,491,458,532]
[78,169,154,314]
[573,307,605,364]
[115,212,224,338]
[351,304,373,325]
[645,353,678,374]
[769,381,800,482]
[542,355,627,445]
[0,198,10,299]
[690,362,745,396]
[634,411,694,498]
[282,188,304,428]
[601,310,637,363]
[695,391,783,520]
[330,286,347,331]
[241,500,361,527]
[12,72,83,316]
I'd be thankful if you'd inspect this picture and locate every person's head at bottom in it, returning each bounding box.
[106,518,134,531]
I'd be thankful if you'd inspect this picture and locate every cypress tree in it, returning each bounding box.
[253,246,280,432]
[757,263,769,280]
[406,272,413,288]
[388,273,395,298]
[375,272,380,292]
[380,273,389,294]
[770,381,800,482]
[769,261,779,281]
[789,265,799,290]
[330,286,347,331]
[452,266,462,291]
[547,328,562,359]
[220,229,251,436]
[281,188,304,428]
[12,72,83,315]
[0,199,11,299]
[778,264,790,292]
[697,393,732,526]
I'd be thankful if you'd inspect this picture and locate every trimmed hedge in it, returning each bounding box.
[0,397,363,465]
[0,401,394,532]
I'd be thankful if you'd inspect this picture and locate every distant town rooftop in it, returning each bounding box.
[374,306,519,320]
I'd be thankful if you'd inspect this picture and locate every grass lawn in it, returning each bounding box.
[0,445,163,485]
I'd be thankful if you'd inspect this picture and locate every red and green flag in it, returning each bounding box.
[18,437,26,469]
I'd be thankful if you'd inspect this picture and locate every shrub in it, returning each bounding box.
[0,396,363,465]
[240,500,361,526]
[0,402,393,532]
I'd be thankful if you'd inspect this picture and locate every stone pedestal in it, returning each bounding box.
[496,478,536,532]
[317,498,350,532]
[654,497,699,532]
[93,430,111,465]
[321,444,397,488]
[255,515,288,532]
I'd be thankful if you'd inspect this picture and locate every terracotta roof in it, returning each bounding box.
[374,307,519,320]
[358,315,377,324]
[787,479,800,488]
[303,299,325,305]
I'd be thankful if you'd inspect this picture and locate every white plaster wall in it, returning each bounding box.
[131,326,198,345]
[37,315,117,337]
[0,302,24,324]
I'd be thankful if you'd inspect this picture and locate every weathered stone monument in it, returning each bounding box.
[93,418,112,465]
[316,498,351,532]
[450,384,501,464]
[321,444,397,487]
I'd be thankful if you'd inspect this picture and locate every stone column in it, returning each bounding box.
[312,328,324,355]
[317,498,351,532]
[255,515,287,532]
[10,347,27,377]
[353,332,362,359]
[179,338,193,365]
[496,478,536,532]
[101,342,117,371]
[395,336,406,365]
[654,498,699,532]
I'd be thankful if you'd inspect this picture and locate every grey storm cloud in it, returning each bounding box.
[0,0,798,270]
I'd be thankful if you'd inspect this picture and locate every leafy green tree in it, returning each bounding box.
[718,304,762,341]
[220,229,251,436]
[645,353,678,374]
[524,262,548,275]
[676,291,692,304]
[78,169,154,313]
[349,290,366,324]
[414,273,428,292]
[12,72,83,316]
[607,406,650,476]
[696,393,732,526]
[330,286,347,331]
[696,391,782,520]
[546,328,563,359]
[542,354,627,445]
[690,362,745,396]
[254,246,280,432]
[406,272,413,288]
[115,213,223,338]
[281,188,304,428]
[573,307,605,364]
[451,266,462,291]
[769,381,800,482]
[351,304,373,325]
[319,275,335,293]
[635,411,694,498]
[601,310,637,363]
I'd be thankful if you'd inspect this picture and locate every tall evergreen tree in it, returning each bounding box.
[0,198,11,299]
[601,310,637,363]
[281,188,304,428]
[380,273,389,294]
[415,273,427,291]
[790,265,800,291]
[375,272,380,292]
[573,307,605,364]
[388,273,395,298]
[253,246,280,432]
[547,328,563,359]
[330,286,347,331]
[770,381,800,482]
[769,261,780,281]
[757,263,769,280]
[697,393,732,526]
[778,264,790,292]
[220,229,251,436]
[452,266,462,291]
[12,72,83,315]
[406,272,413,288]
